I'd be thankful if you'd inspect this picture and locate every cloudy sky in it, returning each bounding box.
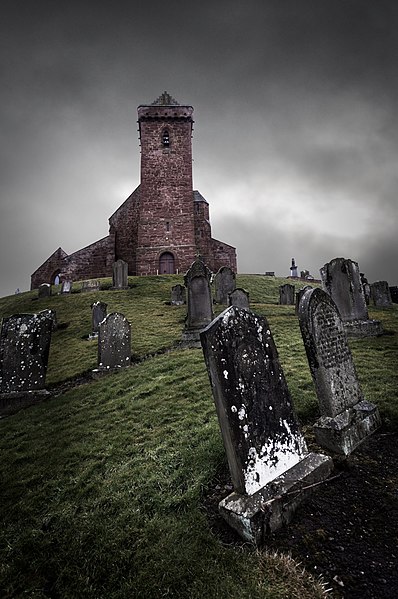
[1,0,397,297]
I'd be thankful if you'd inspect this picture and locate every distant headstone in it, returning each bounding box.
[182,259,213,344]
[38,283,51,298]
[298,288,381,455]
[264,272,275,277]
[96,313,131,372]
[228,288,250,309]
[360,273,371,305]
[61,280,72,294]
[390,286,398,304]
[171,284,186,305]
[91,301,107,335]
[200,306,333,544]
[0,311,53,394]
[214,266,236,304]
[81,280,100,293]
[295,285,312,315]
[320,257,383,337]
[112,259,128,289]
[371,281,393,309]
[279,283,295,305]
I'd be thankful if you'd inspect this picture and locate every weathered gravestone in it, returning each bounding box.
[214,266,236,304]
[295,286,312,316]
[200,306,333,544]
[279,283,295,306]
[320,257,382,337]
[61,280,72,294]
[298,288,381,455]
[228,288,250,309]
[0,311,53,395]
[171,284,186,305]
[81,280,100,293]
[371,281,393,309]
[94,313,131,375]
[91,301,107,336]
[112,259,129,289]
[390,286,398,304]
[182,259,213,344]
[38,283,51,298]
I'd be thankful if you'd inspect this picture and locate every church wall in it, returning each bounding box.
[211,238,238,273]
[30,247,68,290]
[61,234,115,282]
[109,187,140,275]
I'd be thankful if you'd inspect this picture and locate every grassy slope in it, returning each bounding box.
[0,275,397,598]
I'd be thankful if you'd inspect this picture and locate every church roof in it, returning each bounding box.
[193,190,209,204]
[151,91,180,106]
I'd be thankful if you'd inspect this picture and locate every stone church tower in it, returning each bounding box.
[31,92,236,288]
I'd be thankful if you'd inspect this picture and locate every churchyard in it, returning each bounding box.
[0,273,397,598]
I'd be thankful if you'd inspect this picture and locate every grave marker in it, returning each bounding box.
[38,283,51,298]
[298,288,381,455]
[95,313,131,373]
[371,281,393,309]
[182,259,213,344]
[214,266,236,304]
[200,306,333,544]
[279,283,295,305]
[171,284,186,305]
[228,288,250,309]
[112,259,129,289]
[81,280,100,293]
[91,301,107,336]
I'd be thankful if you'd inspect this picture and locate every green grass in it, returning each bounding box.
[0,275,397,598]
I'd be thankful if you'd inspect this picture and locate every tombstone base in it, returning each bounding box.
[92,364,130,379]
[218,452,333,546]
[0,390,50,417]
[180,329,203,348]
[314,400,381,456]
[344,319,383,338]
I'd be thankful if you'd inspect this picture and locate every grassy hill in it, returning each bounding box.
[0,275,397,598]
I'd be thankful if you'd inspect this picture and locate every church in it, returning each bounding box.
[30,92,237,289]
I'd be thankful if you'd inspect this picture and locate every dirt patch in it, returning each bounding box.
[203,429,398,598]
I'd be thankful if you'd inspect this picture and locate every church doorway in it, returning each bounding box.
[159,252,175,274]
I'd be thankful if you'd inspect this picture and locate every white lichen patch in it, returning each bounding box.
[231,405,237,413]
[238,406,246,420]
[223,369,229,380]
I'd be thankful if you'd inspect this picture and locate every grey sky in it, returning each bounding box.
[1,0,397,297]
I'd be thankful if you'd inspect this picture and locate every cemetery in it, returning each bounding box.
[0,271,397,598]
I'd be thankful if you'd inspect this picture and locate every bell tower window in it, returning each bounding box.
[162,129,170,148]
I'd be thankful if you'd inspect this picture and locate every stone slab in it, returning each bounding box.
[344,319,384,338]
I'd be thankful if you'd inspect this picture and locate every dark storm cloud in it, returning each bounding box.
[0,0,397,295]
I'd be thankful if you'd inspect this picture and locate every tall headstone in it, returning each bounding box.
[371,281,393,309]
[0,311,53,394]
[214,266,236,304]
[91,301,107,335]
[228,288,250,309]
[320,257,383,337]
[295,285,312,316]
[95,313,131,373]
[279,283,295,305]
[182,259,213,344]
[112,259,129,289]
[200,306,333,544]
[61,280,72,294]
[298,288,381,455]
[171,284,186,305]
[38,283,51,298]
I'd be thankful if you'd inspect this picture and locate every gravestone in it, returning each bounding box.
[371,281,393,309]
[279,284,295,305]
[81,280,100,293]
[200,306,333,544]
[360,273,371,305]
[95,313,131,373]
[320,257,383,337]
[390,286,398,304]
[182,259,213,344]
[0,311,53,394]
[91,301,107,336]
[214,266,236,304]
[61,280,72,294]
[295,286,312,316]
[298,288,381,455]
[38,283,51,298]
[228,288,250,309]
[112,259,128,289]
[171,284,186,305]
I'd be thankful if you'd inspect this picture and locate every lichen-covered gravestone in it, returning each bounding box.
[298,288,381,455]
[95,313,131,374]
[320,257,382,337]
[200,306,333,544]
[0,311,53,394]
[182,259,213,344]
[112,259,129,289]
[279,284,295,305]
[295,285,312,316]
[171,284,186,305]
[214,266,236,304]
[81,280,100,293]
[91,301,107,336]
[228,288,250,309]
[38,283,51,298]
[371,281,393,309]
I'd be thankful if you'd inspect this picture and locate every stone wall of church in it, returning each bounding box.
[109,187,140,275]
[30,247,68,289]
[61,234,115,282]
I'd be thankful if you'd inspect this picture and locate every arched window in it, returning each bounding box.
[159,252,175,274]
[162,129,170,148]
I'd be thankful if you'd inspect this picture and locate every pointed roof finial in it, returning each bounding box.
[151,91,179,106]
